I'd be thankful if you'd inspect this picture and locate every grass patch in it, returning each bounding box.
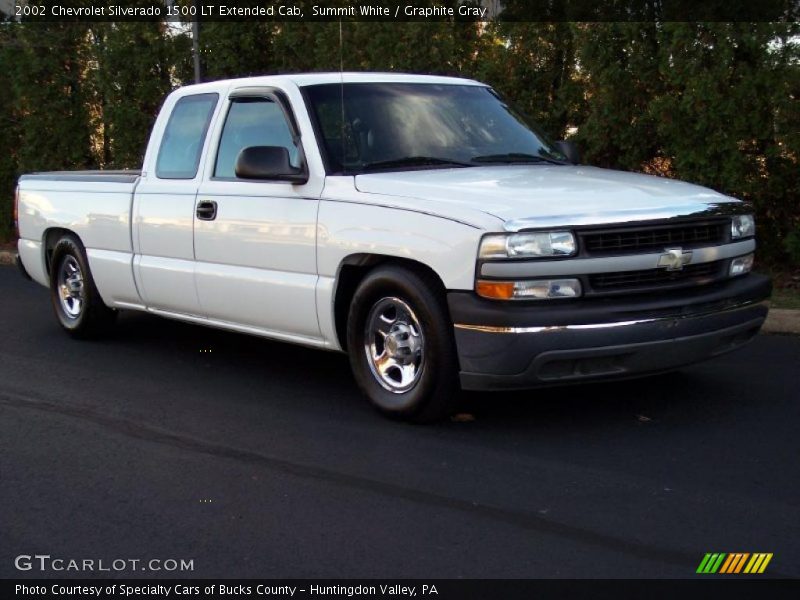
[770,288,800,310]
[757,266,800,310]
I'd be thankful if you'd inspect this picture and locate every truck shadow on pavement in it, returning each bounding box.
[108,310,760,432]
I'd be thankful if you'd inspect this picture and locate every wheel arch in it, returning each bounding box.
[43,227,82,276]
[332,253,450,352]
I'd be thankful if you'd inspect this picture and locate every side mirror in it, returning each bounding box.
[234,146,308,183]
[554,140,580,165]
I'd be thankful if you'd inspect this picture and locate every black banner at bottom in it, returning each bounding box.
[4,579,800,600]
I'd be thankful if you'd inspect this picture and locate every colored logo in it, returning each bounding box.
[697,553,773,574]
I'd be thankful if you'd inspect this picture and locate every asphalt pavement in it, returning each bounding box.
[1,266,798,579]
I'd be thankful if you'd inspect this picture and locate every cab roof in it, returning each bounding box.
[175,72,486,95]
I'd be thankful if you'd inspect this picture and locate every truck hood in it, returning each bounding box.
[354,165,739,229]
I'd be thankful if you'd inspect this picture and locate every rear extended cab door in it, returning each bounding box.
[192,82,326,343]
[132,90,222,315]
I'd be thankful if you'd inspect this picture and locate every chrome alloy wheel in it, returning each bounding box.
[364,297,425,393]
[57,255,85,319]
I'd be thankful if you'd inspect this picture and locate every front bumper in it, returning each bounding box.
[449,274,771,390]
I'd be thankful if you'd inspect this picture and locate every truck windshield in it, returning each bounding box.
[302,83,566,174]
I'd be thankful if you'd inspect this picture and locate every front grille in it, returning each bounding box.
[589,261,724,292]
[581,221,727,255]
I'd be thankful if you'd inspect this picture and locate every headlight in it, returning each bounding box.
[479,231,576,259]
[731,214,755,239]
[476,278,582,300]
[729,254,754,277]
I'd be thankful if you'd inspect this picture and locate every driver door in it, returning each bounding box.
[193,90,324,341]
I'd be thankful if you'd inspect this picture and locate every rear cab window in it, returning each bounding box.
[156,93,218,179]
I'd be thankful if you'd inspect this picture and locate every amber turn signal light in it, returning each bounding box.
[476,278,583,300]
[475,280,515,300]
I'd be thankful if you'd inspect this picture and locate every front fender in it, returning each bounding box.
[317,200,483,290]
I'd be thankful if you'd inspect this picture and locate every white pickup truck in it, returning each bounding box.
[15,73,770,421]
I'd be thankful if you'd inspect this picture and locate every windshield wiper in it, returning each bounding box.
[361,156,475,171]
[471,152,564,165]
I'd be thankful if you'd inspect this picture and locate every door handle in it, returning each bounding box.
[196,200,217,221]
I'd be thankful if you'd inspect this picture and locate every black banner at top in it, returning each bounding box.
[2,0,799,22]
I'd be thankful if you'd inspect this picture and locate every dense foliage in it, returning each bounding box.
[1,15,798,265]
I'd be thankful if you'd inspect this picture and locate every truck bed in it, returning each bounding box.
[16,169,141,296]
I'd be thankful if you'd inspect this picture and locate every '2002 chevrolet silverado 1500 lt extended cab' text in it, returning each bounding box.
[15,73,771,421]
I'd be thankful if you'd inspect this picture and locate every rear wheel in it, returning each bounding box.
[347,265,459,422]
[49,235,116,338]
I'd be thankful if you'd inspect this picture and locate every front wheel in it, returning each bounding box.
[347,265,459,422]
[49,234,117,338]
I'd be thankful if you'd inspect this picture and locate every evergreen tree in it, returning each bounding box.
[12,22,96,173]
[199,22,276,79]
[652,22,800,258]
[571,22,663,170]
[475,22,580,139]
[0,19,19,241]
[89,21,191,168]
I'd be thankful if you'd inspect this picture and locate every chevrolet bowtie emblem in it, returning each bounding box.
[658,247,693,271]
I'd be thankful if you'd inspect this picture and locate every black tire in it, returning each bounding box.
[49,234,117,338]
[346,264,459,423]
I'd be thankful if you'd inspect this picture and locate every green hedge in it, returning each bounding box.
[1,19,798,265]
